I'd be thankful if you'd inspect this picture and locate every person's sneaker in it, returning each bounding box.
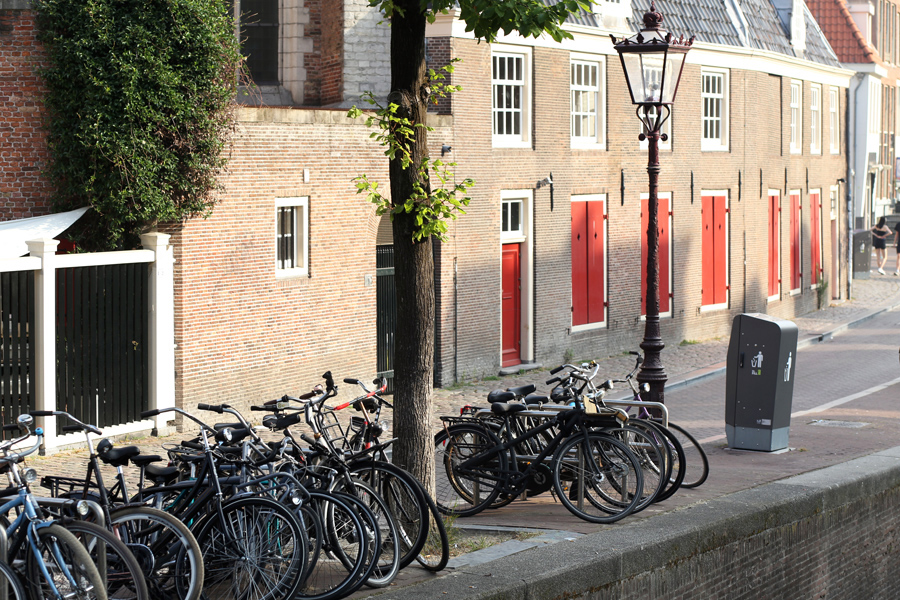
[895,270,899,276]
[878,268,886,275]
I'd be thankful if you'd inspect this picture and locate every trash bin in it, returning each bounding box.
[725,313,799,452]
[852,229,872,280]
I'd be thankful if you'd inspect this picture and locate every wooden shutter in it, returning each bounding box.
[641,195,671,315]
[790,192,801,290]
[768,193,779,297]
[713,195,728,305]
[587,199,606,324]
[571,201,588,326]
[810,192,821,285]
[701,195,715,305]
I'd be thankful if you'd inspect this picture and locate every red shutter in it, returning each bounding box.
[768,194,779,297]
[659,196,671,314]
[790,193,801,289]
[641,200,648,315]
[571,201,588,326]
[701,195,714,306]
[713,195,728,305]
[587,199,606,324]
[810,192,820,285]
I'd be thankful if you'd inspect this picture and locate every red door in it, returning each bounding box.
[502,244,521,367]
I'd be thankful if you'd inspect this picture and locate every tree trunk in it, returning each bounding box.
[388,1,435,494]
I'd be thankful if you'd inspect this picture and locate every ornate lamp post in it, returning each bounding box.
[612,4,692,404]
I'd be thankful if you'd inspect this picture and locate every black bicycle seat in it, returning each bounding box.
[524,393,550,405]
[491,402,527,416]
[98,445,140,468]
[508,384,537,397]
[487,390,515,403]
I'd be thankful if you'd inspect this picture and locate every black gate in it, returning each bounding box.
[0,271,36,427]
[56,264,149,428]
[376,245,396,393]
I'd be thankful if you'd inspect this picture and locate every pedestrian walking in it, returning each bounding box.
[893,223,900,276]
[872,217,892,275]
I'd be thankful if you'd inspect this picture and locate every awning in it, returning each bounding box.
[0,207,90,259]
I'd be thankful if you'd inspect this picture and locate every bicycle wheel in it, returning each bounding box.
[602,425,668,512]
[0,558,27,600]
[347,460,427,569]
[109,505,204,600]
[631,418,686,502]
[665,422,709,488]
[195,496,307,600]
[326,490,382,588]
[57,519,149,600]
[552,432,644,524]
[24,523,108,600]
[433,425,507,517]
[411,482,450,572]
[294,491,368,600]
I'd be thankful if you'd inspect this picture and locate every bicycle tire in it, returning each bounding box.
[347,460,428,569]
[601,425,668,512]
[411,480,450,572]
[551,432,644,524]
[631,418,686,502]
[326,490,383,589]
[433,425,507,517]
[194,495,308,600]
[24,523,108,600]
[57,519,149,600]
[108,505,204,600]
[293,490,368,600]
[665,422,709,488]
[0,558,27,600]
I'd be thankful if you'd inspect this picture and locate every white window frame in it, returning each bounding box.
[790,81,802,154]
[570,194,608,332]
[829,87,840,154]
[569,55,606,149]
[700,68,729,151]
[640,105,672,151]
[810,84,822,155]
[500,198,525,242]
[275,197,309,278]
[492,46,532,149]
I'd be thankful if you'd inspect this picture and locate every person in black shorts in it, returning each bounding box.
[872,217,891,275]
[893,224,900,276]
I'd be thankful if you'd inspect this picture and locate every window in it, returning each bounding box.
[492,48,531,148]
[701,69,728,151]
[701,192,728,309]
[571,195,607,329]
[810,84,821,154]
[641,192,673,318]
[570,58,606,148]
[809,190,823,287]
[276,197,308,276]
[830,87,840,154]
[233,0,280,85]
[789,191,802,293]
[768,191,781,300]
[501,198,524,241]
[790,81,802,154]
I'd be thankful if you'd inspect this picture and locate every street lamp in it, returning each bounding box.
[612,3,692,405]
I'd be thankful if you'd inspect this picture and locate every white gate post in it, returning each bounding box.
[26,239,59,451]
[141,233,175,433]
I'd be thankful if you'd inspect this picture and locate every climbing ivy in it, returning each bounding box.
[35,0,241,250]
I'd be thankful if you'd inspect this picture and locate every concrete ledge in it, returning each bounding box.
[373,448,900,600]
[0,0,32,10]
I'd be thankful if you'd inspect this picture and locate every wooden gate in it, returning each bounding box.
[376,245,396,393]
[0,271,35,427]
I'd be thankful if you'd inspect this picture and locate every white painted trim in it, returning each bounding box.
[789,80,802,154]
[0,257,40,273]
[141,233,176,431]
[700,68,729,152]
[569,194,608,330]
[569,54,607,150]
[789,288,802,296]
[26,239,59,446]
[700,302,728,313]
[810,83,822,155]
[767,294,780,303]
[56,250,154,268]
[829,86,840,155]
[47,420,157,453]
[275,196,309,278]
[500,189,535,363]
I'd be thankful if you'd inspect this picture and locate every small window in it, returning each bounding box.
[276,198,308,276]
[810,85,821,155]
[701,69,728,151]
[790,81,802,154]
[829,87,840,154]
[501,199,523,239]
[233,0,280,85]
[492,48,531,148]
[570,57,606,148]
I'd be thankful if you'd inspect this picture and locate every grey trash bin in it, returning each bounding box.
[852,229,872,280]
[725,313,798,451]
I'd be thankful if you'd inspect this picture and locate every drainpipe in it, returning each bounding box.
[848,74,866,299]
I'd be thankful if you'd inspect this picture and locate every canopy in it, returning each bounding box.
[0,207,90,259]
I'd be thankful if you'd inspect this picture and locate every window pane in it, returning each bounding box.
[502,202,508,231]
[511,201,520,231]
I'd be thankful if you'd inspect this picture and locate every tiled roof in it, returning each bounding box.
[806,0,877,63]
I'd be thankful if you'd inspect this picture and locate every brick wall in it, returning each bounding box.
[302,0,343,106]
[432,36,849,383]
[0,5,53,220]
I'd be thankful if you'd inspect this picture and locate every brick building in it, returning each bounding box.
[0,0,853,413]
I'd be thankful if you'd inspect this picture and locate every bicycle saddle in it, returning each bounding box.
[508,384,537,397]
[487,390,515,403]
[98,444,140,468]
[491,402,527,415]
[524,393,550,405]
